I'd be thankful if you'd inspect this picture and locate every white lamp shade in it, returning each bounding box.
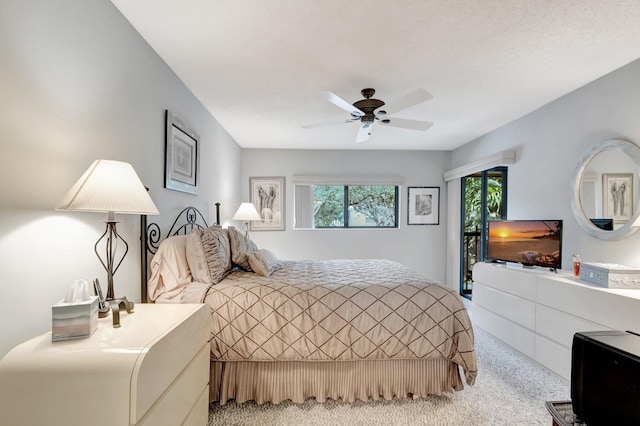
[56,159,159,215]
[232,203,261,221]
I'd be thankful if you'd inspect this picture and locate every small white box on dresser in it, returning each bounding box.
[580,262,640,289]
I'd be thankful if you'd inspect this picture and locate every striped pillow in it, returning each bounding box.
[186,226,232,284]
[247,249,282,277]
[227,225,258,271]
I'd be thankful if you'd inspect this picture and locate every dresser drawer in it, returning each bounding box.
[535,304,609,349]
[473,282,536,330]
[473,304,535,357]
[473,262,537,301]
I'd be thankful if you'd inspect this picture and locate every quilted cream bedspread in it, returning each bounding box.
[199,259,477,385]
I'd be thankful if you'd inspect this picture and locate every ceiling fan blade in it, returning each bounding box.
[319,91,365,117]
[379,88,433,116]
[356,122,373,143]
[381,117,433,131]
[302,119,356,129]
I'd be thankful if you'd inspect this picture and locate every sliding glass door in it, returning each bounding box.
[460,167,507,299]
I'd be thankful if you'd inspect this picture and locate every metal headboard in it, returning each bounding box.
[140,203,220,302]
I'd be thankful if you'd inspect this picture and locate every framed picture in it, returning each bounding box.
[603,173,633,223]
[407,186,440,225]
[250,176,286,231]
[164,110,199,195]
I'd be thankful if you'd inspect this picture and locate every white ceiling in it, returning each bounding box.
[110,0,640,151]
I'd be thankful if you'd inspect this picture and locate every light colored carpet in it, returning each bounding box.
[208,327,569,425]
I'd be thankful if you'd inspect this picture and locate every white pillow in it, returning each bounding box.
[247,249,282,277]
[148,235,191,302]
[186,226,232,284]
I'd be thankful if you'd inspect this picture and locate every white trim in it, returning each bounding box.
[443,150,516,181]
[291,175,404,186]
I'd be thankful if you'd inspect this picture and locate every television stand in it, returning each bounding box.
[472,262,640,379]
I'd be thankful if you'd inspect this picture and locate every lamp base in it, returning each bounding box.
[94,216,135,327]
[107,296,134,328]
[98,305,110,318]
[94,217,129,299]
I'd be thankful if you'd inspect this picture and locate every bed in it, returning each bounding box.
[142,206,477,405]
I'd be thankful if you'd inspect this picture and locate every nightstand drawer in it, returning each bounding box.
[138,344,209,425]
[184,386,210,425]
[132,305,210,422]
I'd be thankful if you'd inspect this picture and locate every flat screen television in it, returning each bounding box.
[487,220,563,270]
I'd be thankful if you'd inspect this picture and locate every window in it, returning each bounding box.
[460,167,507,299]
[295,184,399,228]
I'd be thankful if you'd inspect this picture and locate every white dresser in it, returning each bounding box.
[472,262,640,380]
[0,303,210,426]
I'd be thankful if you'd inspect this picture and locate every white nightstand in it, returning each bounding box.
[0,303,210,426]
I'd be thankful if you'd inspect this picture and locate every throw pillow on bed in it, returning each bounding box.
[247,249,282,277]
[186,226,232,284]
[227,225,258,271]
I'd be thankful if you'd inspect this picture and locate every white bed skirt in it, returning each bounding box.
[210,358,464,405]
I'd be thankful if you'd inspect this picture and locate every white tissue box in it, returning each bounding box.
[52,296,99,341]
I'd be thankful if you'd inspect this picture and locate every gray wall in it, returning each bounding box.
[0,0,242,357]
[239,149,451,281]
[447,58,640,290]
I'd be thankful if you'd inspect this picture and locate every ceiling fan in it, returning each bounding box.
[302,88,433,143]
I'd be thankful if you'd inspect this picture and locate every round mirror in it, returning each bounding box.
[571,139,640,240]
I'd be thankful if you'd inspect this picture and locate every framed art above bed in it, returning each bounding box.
[249,176,285,231]
[165,110,199,195]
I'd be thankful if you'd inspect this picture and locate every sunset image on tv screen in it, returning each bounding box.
[487,220,562,268]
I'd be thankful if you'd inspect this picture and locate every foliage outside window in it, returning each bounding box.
[313,185,398,228]
[463,174,504,234]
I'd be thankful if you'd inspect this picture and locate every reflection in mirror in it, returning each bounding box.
[580,149,639,230]
[579,171,598,219]
[571,139,640,240]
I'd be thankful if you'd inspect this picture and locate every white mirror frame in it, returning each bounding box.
[571,138,640,240]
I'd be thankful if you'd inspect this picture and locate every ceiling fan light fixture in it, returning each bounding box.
[361,114,375,125]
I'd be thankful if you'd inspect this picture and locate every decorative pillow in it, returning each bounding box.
[186,226,232,284]
[148,235,191,302]
[227,225,258,271]
[247,249,282,277]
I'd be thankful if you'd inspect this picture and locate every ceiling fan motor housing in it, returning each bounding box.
[353,89,385,125]
[353,98,385,114]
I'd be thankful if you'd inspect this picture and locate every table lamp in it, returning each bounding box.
[232,202,261,236]
[56,159,159,319]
